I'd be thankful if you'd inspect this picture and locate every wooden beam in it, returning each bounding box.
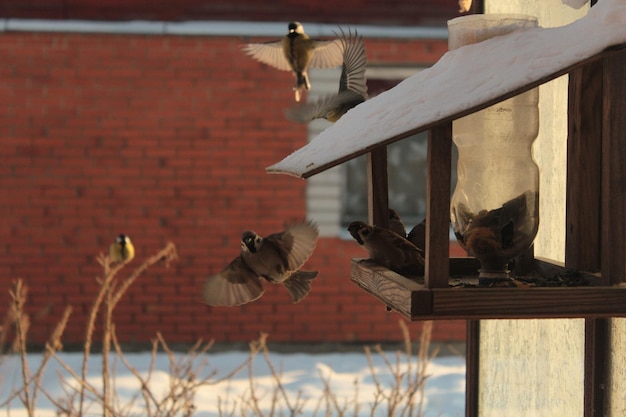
[566,60,603,274]
[465,320,480,417]
[584,318,608,417]
[425,123,452,288]
[601,49,626,285]
[367,147,389,228]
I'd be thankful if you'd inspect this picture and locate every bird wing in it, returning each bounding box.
[242,41,292,71]
[284,90,365,123]
[308,39,344,69]
[201,257,264,306]
[337,29,368,97]
[266,221,319,271]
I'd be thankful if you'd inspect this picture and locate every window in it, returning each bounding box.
[306,67,457,236]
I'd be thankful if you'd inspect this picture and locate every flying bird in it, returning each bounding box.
[242,21,344,102]
[202,221,319,306]
[348,221,424,275]
[286,28,368,122]
[109,234,135,264]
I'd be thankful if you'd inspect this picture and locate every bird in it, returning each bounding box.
[202,220,319,306]
[242,21,344,102]
[109,234,135,264]
[348,221,424,275]
[407,219,426,252]
[286,28,368,122]
[387,208,407,237]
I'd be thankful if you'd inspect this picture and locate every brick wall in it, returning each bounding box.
[0,31,466,346]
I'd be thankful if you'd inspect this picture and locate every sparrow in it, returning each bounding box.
[407,219,426,252]
[387,208,407,237]
[242,21,344,102]
[109,234,135,263]
[202,221,319,306]
[285,28,367,122]
[348,221,424,275]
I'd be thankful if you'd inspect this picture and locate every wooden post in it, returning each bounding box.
[425,122,452,288]
[601,49,626,285]
[367,147,389,229]
[566,60,603,275]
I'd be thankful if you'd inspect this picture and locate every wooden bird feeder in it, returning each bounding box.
[267,13,626,321]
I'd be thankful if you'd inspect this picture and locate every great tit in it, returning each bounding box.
[286,28,368,122]
[202,220,319,306]
[242,22,344,102]
[109,234,135,264]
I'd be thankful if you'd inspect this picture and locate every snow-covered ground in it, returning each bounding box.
[0,349,465,416]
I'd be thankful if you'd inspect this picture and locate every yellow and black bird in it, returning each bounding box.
[202,220,319,307]
[286,28,368,122]
[242,22,344,102]
[109,234,135,264]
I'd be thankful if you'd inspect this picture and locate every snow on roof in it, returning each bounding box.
[267,0,626,179]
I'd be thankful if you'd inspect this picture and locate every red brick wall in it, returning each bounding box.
[0,31,466,346]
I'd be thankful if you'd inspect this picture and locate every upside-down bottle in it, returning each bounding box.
[447,14,540,280]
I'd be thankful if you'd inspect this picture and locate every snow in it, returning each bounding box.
[0,350,465,416]
[267,0,626,178]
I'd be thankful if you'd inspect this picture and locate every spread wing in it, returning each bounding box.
[265,221,319,271]
[242,41,291,71]
[308,39,344,69]
[337,29,367,97]
[285,90,365,123]
[201,257,264,306]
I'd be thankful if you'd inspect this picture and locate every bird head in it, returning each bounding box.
[241,231,262,253]
[388,209,401,221]
[288,22,304,34]
[347,221,370,245]
[116,234,131,246]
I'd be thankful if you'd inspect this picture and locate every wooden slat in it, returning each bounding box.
[367,147,389,228]
[350,259,432,316]
[429,287,626,319]
[425,123,452,288]
[584,318,608,417]
[601,49,626,285]
[465,320,480,417]
[566,60,603,274]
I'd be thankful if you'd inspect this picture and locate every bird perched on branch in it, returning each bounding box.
[242,21,344,102]
[286,28,368,122]
[202,221,319,306]
[109,234,135,264]
[348,221,424,275]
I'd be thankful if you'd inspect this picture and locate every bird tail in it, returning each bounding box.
[283,270,318,303]
[293,71,311,102]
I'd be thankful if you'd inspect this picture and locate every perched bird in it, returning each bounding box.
[286,28,368,122]
[202,221,319,306]
[242,21,344,102]
[348,221,424,275]
[387,208,407,237]
[109,234,135,263]
[407,219,426,252]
